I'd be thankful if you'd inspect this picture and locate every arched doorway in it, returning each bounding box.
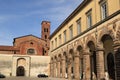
[87,41,97,79]
[16,66,25,76]
[115,48,120,80]
[107,53,115,79]
[101,34,115,80]
[77,45,83,80]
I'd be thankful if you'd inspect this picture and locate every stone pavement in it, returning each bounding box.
[0,77,68,80]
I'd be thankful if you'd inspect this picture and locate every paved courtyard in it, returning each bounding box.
[0,77,68,80]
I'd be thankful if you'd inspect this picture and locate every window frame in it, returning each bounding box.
[76,18,81,34]
[27,48,35,55]
[69,25,73,40]
[59,34,62,46]
[86,9,92,28]
[100,0,108,20]
[63,30,67,43]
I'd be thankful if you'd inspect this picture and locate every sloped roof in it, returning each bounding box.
[0,45,19,51]
[13,34,45,43]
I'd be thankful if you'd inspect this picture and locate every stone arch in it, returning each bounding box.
[101,34,115,80]
[17,58,26,67]
[17,58,26,76]
[87,41,97,79]
[99,28,114,42]
[85,35,96,47]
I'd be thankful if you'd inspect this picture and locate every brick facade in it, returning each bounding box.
[0,21,50,56]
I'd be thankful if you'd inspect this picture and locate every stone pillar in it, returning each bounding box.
[53,60,57,77]
[74,52,80,80]
[67,56,72,80]
[113,39,120,80]
[96,45,105,79]
[50,61,54,77]
[83,51,91,80]
[62,56,66,78]
[57,59,61,78]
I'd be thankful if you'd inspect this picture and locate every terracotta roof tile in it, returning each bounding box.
[0,45,19,51]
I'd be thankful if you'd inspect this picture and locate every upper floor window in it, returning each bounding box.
[44,28,48,32]
[51,41,54,50]
[86,9,92,28]
[76,18,81,34]
[64,30,67,43]
[55,38,57,48]
[69,25,73,39]
[100,1,108,20]
[59,34,61,46]
[45,35,47,39]
[27,48,35,55]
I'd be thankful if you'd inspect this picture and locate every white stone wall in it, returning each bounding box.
[0,54,50,77]
[0,54,13,76]
[30,56,50,77]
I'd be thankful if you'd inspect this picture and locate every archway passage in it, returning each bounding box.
[107,53,115,80]
[115,48,120,80]
[16,66,25,76]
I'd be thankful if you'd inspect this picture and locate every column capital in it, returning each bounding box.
[96,45,104,51]
[83,50,90,55]
[74,53,80,57]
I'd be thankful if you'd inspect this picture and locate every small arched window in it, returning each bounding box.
[45,35,47,39]
[27,48,35,55]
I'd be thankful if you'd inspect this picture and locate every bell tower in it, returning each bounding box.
[41,21,50,49]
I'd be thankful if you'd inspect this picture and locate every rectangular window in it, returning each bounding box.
[55,38,57,48]
[64,30,67,43]
[59,34,61,45]
[69,25,73,39]
[76,19,81,34]
[101,1,107,19]
[86,9,92,28]
[51,41,54,50]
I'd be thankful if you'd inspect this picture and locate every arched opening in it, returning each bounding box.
[87,41,97,79]
[27,48,35,55]
[77,45,83,79]
[115,48,120,79]
[16,66,25,76]
[69,49,74,79]
[63,52,68,78]
[107,53,115,79]
[101,34,115,80]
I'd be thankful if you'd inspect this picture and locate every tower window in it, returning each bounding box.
[44,28,46,32]
[47,28,48,32]
[45,35,47,39]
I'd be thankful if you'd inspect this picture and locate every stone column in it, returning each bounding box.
[50,61,54,77]
[62,56,66,78]
[113,39,120,80]
[83,50,91,80]
[53,60,57,77]
[96,45,105,79]
[67,55,72,80]
[57,59,61,78]
[74,52,80,80]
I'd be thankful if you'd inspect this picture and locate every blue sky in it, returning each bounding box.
[0,0,83,45]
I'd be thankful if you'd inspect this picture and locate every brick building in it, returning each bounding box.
[0,21,50,56]
[0,21,50,77]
